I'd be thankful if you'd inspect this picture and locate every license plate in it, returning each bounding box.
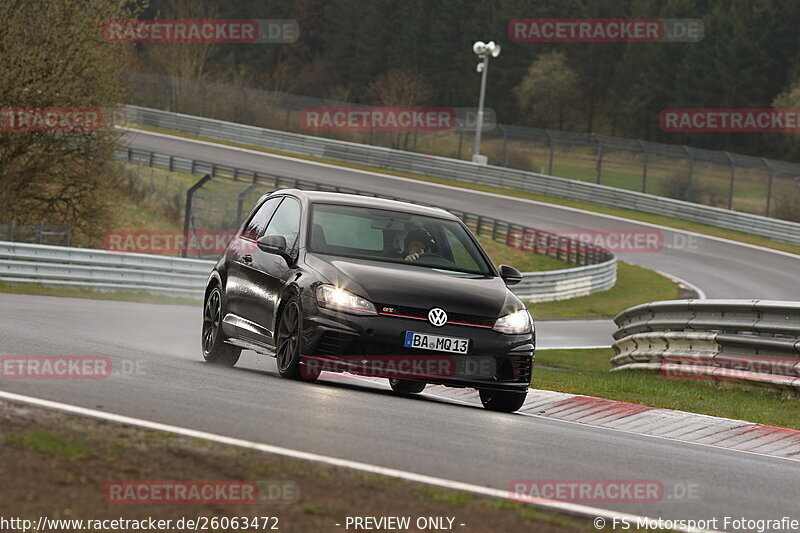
[403,331,469,354]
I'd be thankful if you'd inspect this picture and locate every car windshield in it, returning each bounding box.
[308,203,494,276]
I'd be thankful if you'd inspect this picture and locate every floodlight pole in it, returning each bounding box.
[472,53,490,164]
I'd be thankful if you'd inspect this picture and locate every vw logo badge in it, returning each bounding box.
[428,308,448,327]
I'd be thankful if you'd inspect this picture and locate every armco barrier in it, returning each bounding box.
[113,146,617,302]
[0,239,615,303]
[0,241,212,297]
[611,300,800,389]
[121,105,800,246]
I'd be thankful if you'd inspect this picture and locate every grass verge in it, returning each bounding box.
[528,262,683,319]
[0,261,681,319]
[0,280,199,307]
[479,237,570,272]
[534,349,800,429]
[131,124,800,257]
[1,399,591,532]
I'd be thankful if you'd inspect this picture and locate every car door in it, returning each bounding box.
[236,196,302,346]
[225,196,282,342]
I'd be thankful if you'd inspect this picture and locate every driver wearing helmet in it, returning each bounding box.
[403,228,435,262]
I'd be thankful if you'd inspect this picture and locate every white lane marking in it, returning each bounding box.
[537,346,611,350]
[0,389,706,531]
[656,270,708,299]
[125,127,800,263]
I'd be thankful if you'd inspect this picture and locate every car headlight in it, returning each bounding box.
[316,285,377,315]
[493,309,532,334]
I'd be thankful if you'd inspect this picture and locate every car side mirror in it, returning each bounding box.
[257,235,293,263]
[499,264,522,286]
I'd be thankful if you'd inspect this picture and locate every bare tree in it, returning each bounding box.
[143,0,219,114]
[365,67,431,149]
[0,0,143,244]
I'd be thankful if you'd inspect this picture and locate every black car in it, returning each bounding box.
[201,190,535,412]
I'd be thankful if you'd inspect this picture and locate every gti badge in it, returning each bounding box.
[428,308,448,327]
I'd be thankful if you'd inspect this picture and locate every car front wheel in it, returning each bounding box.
[275,296,319,381]
[479,389,527,412]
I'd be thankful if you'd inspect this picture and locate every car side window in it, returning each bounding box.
[441,225,482,271]
[241,197,281,241]
[263,197,301,250]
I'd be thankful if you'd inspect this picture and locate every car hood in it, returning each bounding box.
[305,253,522,318]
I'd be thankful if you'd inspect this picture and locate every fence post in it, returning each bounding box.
[36,221,43,244]
[236,179,261,225]
[762,157,774,217]
[683,146,694,190]
[639,140,648,193]
[546,130,555,174]
[183,174,213,258]
[499,124,508,167]
[7,220,13,241]
[457,130,464,160]
[594,135,603,184]
[725,152,735,210]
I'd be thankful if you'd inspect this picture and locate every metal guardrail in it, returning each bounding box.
[0,241,212,297]
[0,239,615,303]
[114,146,617,302]
[611,300,800,390]
[122,105,800,246]
[124,72,800,220]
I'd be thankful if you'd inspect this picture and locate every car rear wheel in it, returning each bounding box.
[389,379,426,394]
[275,297,319,381]
[202,286,241,366]
[479,389,527,412]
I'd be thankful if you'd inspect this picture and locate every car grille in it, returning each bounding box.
[375,304,495,329]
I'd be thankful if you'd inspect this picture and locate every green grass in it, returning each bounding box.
[0,280,199,307]
[5,430,89,461]
[478,237,570,272]
[534,348,800,429]
[529,262,682,319]
[131,123,800,256]
[0,261,675,320]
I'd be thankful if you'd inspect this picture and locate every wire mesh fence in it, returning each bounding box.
[1,221,71,246]
[122,71,800,222]
[115,146,615,270]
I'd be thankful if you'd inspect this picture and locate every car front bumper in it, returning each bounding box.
[301,304,534,392]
